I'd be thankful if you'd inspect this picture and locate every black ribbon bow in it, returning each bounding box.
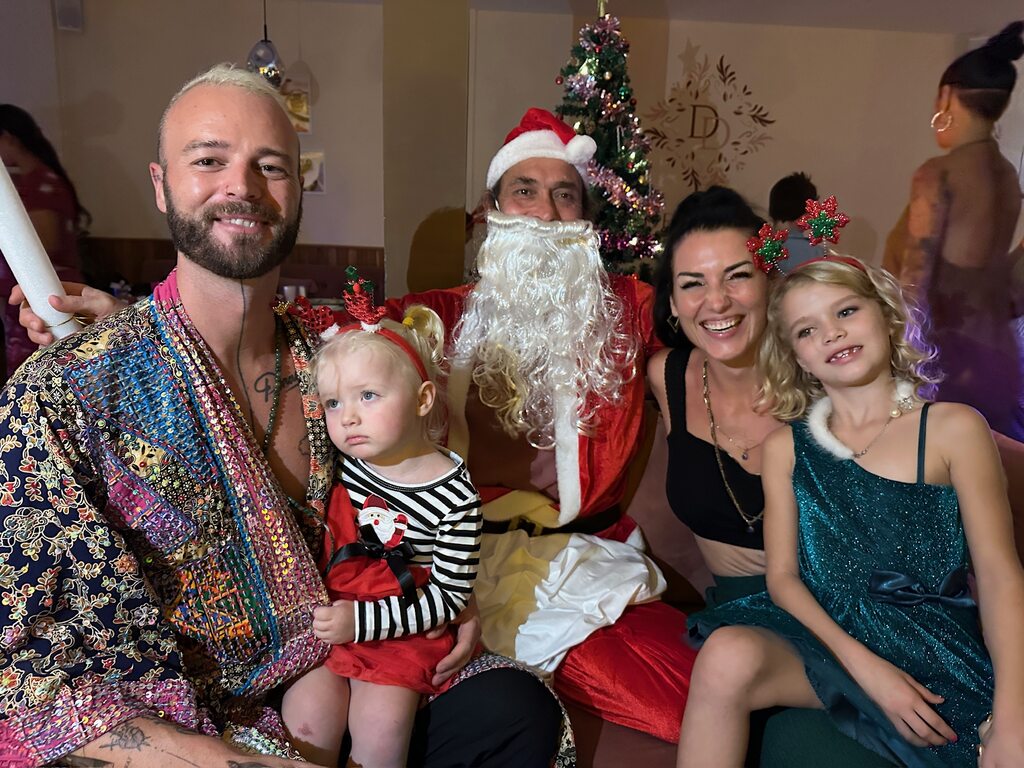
[324,524,418,604]
[867,565,975,609]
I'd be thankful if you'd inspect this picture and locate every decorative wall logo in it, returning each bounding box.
[644,41,774,193]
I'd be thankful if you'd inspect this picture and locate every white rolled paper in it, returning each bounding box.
[0,162,81,339]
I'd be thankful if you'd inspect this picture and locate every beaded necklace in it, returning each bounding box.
[259,323,284,455]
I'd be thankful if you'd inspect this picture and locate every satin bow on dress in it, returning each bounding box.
[867,565,975,609]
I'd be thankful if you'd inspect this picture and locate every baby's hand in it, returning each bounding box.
[312,599,355,644]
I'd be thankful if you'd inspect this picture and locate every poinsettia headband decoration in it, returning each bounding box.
[320,266,430,382]
[746,223,789,274]
[795,195,849,246]
[792,195,866,273]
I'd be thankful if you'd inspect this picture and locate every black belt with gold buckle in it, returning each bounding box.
[480,504,622,537]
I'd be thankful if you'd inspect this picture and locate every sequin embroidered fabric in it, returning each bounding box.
[0,271,334,764]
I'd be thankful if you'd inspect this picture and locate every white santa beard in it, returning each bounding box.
[453,212,632,450]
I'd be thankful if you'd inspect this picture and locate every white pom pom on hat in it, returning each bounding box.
[485,107,597,190]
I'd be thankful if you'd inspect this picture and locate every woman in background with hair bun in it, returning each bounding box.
[883,21,1024,440]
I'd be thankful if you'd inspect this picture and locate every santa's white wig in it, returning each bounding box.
[452,212,637,448]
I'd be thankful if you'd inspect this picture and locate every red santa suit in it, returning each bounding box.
[365,273,696,742]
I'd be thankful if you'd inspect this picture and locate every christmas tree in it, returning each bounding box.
[556,10,664,278]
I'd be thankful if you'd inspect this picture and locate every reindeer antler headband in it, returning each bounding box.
[333,267,429,382]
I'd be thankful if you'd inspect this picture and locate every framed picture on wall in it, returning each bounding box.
[300,151,326,194]
[281,75,311,134]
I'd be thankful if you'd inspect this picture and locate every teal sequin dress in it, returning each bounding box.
[689,405,994,767]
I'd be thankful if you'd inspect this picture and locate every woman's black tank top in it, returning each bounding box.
[664,347,765,549]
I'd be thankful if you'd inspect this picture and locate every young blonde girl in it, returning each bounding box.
[282,292,482,768]
[680,258,1024,767]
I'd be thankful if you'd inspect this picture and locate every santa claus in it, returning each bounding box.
[357,494,409,549]
[390,108,694,743]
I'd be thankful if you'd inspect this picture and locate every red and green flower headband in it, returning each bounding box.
[747,195,863,274]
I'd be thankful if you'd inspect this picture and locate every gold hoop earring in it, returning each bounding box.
[930,110,953,132]
[668,315,680,332]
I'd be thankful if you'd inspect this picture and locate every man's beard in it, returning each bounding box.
[164,182,302,280]
[452,212,636,448]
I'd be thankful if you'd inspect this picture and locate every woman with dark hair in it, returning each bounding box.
[882,21,1024,440]
[650,186,777,585]
[0,104,87,381]
[650,187,901,767]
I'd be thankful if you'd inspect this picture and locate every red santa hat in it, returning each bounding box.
[485,108,597,190]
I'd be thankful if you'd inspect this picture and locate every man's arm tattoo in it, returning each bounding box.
[281,373,299,392]
[98,721,149,751]
[61,758,114,767]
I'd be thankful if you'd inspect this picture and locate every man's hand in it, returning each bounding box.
[9,282,127,346]
[312,599,355,645]
[429,598,482,688]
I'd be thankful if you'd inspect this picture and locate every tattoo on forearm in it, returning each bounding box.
[282,373,299,392]
[99,721,149,751]
[254,370,276,403]
[88,719,204,766]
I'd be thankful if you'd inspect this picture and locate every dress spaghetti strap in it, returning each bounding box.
[916,403,931,484]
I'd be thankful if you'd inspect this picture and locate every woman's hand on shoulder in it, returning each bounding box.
[9,281,127,346]
[846,648,956,748]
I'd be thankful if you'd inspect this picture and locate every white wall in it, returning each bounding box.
[465,14,960,263]
[52,0,383,246]
[0,1,62,154]
[8,3,996,265]
[466,10,573,203]
[650,20,957,263]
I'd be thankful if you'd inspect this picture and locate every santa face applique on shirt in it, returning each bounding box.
[357,494,408,549]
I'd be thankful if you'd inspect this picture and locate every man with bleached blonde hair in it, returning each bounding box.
[0,65,561,768]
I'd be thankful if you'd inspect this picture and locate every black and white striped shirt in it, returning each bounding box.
[341,454,482,642]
